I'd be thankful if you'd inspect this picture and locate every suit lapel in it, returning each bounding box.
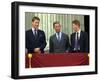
[79,31,83,41]
[54,34,58,42]
[73,33,76,41]
[72,33,76,46]
[78,31,83,47]
[60,33,63,43]
[30,29,35,40]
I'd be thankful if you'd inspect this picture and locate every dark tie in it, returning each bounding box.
[75,32,78,50]
[34,29,37,38]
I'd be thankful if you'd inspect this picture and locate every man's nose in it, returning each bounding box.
[36,24,38,25]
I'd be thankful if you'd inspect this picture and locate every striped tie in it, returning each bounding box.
[57,32,60,42]
[75,32,78,50]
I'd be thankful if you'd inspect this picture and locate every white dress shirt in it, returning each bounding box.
[32,27,37,35]
[56,32,62,40]
[75,29,81,40]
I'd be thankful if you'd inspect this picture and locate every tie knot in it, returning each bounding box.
[76,32,78,34]
[34,29,37,31]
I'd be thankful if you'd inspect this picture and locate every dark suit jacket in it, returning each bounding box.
[49,33,70,53]
[26,29,46,53]
[70,31,89,53]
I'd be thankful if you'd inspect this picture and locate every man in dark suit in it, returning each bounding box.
[70,20,89,53]
[49,21,70,53]
[26,16,47,53]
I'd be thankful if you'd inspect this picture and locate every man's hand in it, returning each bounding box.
[34,48,41,53]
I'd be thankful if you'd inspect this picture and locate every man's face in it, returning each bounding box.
[32,19,40,29]
[72,24,80,32]
[54,23,61,33]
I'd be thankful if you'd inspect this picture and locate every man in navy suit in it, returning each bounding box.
[26,16,46,53]
[70,20,89,53]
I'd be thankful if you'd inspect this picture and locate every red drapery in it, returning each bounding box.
[25,53,89,68]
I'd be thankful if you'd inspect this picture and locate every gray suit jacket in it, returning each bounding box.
[49,33,70,53]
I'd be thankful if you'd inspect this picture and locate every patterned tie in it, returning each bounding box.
[75,32,78,50]
[57,32,60,42]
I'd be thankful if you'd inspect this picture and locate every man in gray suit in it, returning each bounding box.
[49,21,70,53]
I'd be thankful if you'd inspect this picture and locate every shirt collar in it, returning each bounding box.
[32,27,38,31]
[32,27,35,31]
[76,29,81,34]
[56,32,61,35]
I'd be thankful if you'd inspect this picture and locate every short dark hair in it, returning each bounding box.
[53,21,60,28]
[72,20,80,26]
[32,16,40,22]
